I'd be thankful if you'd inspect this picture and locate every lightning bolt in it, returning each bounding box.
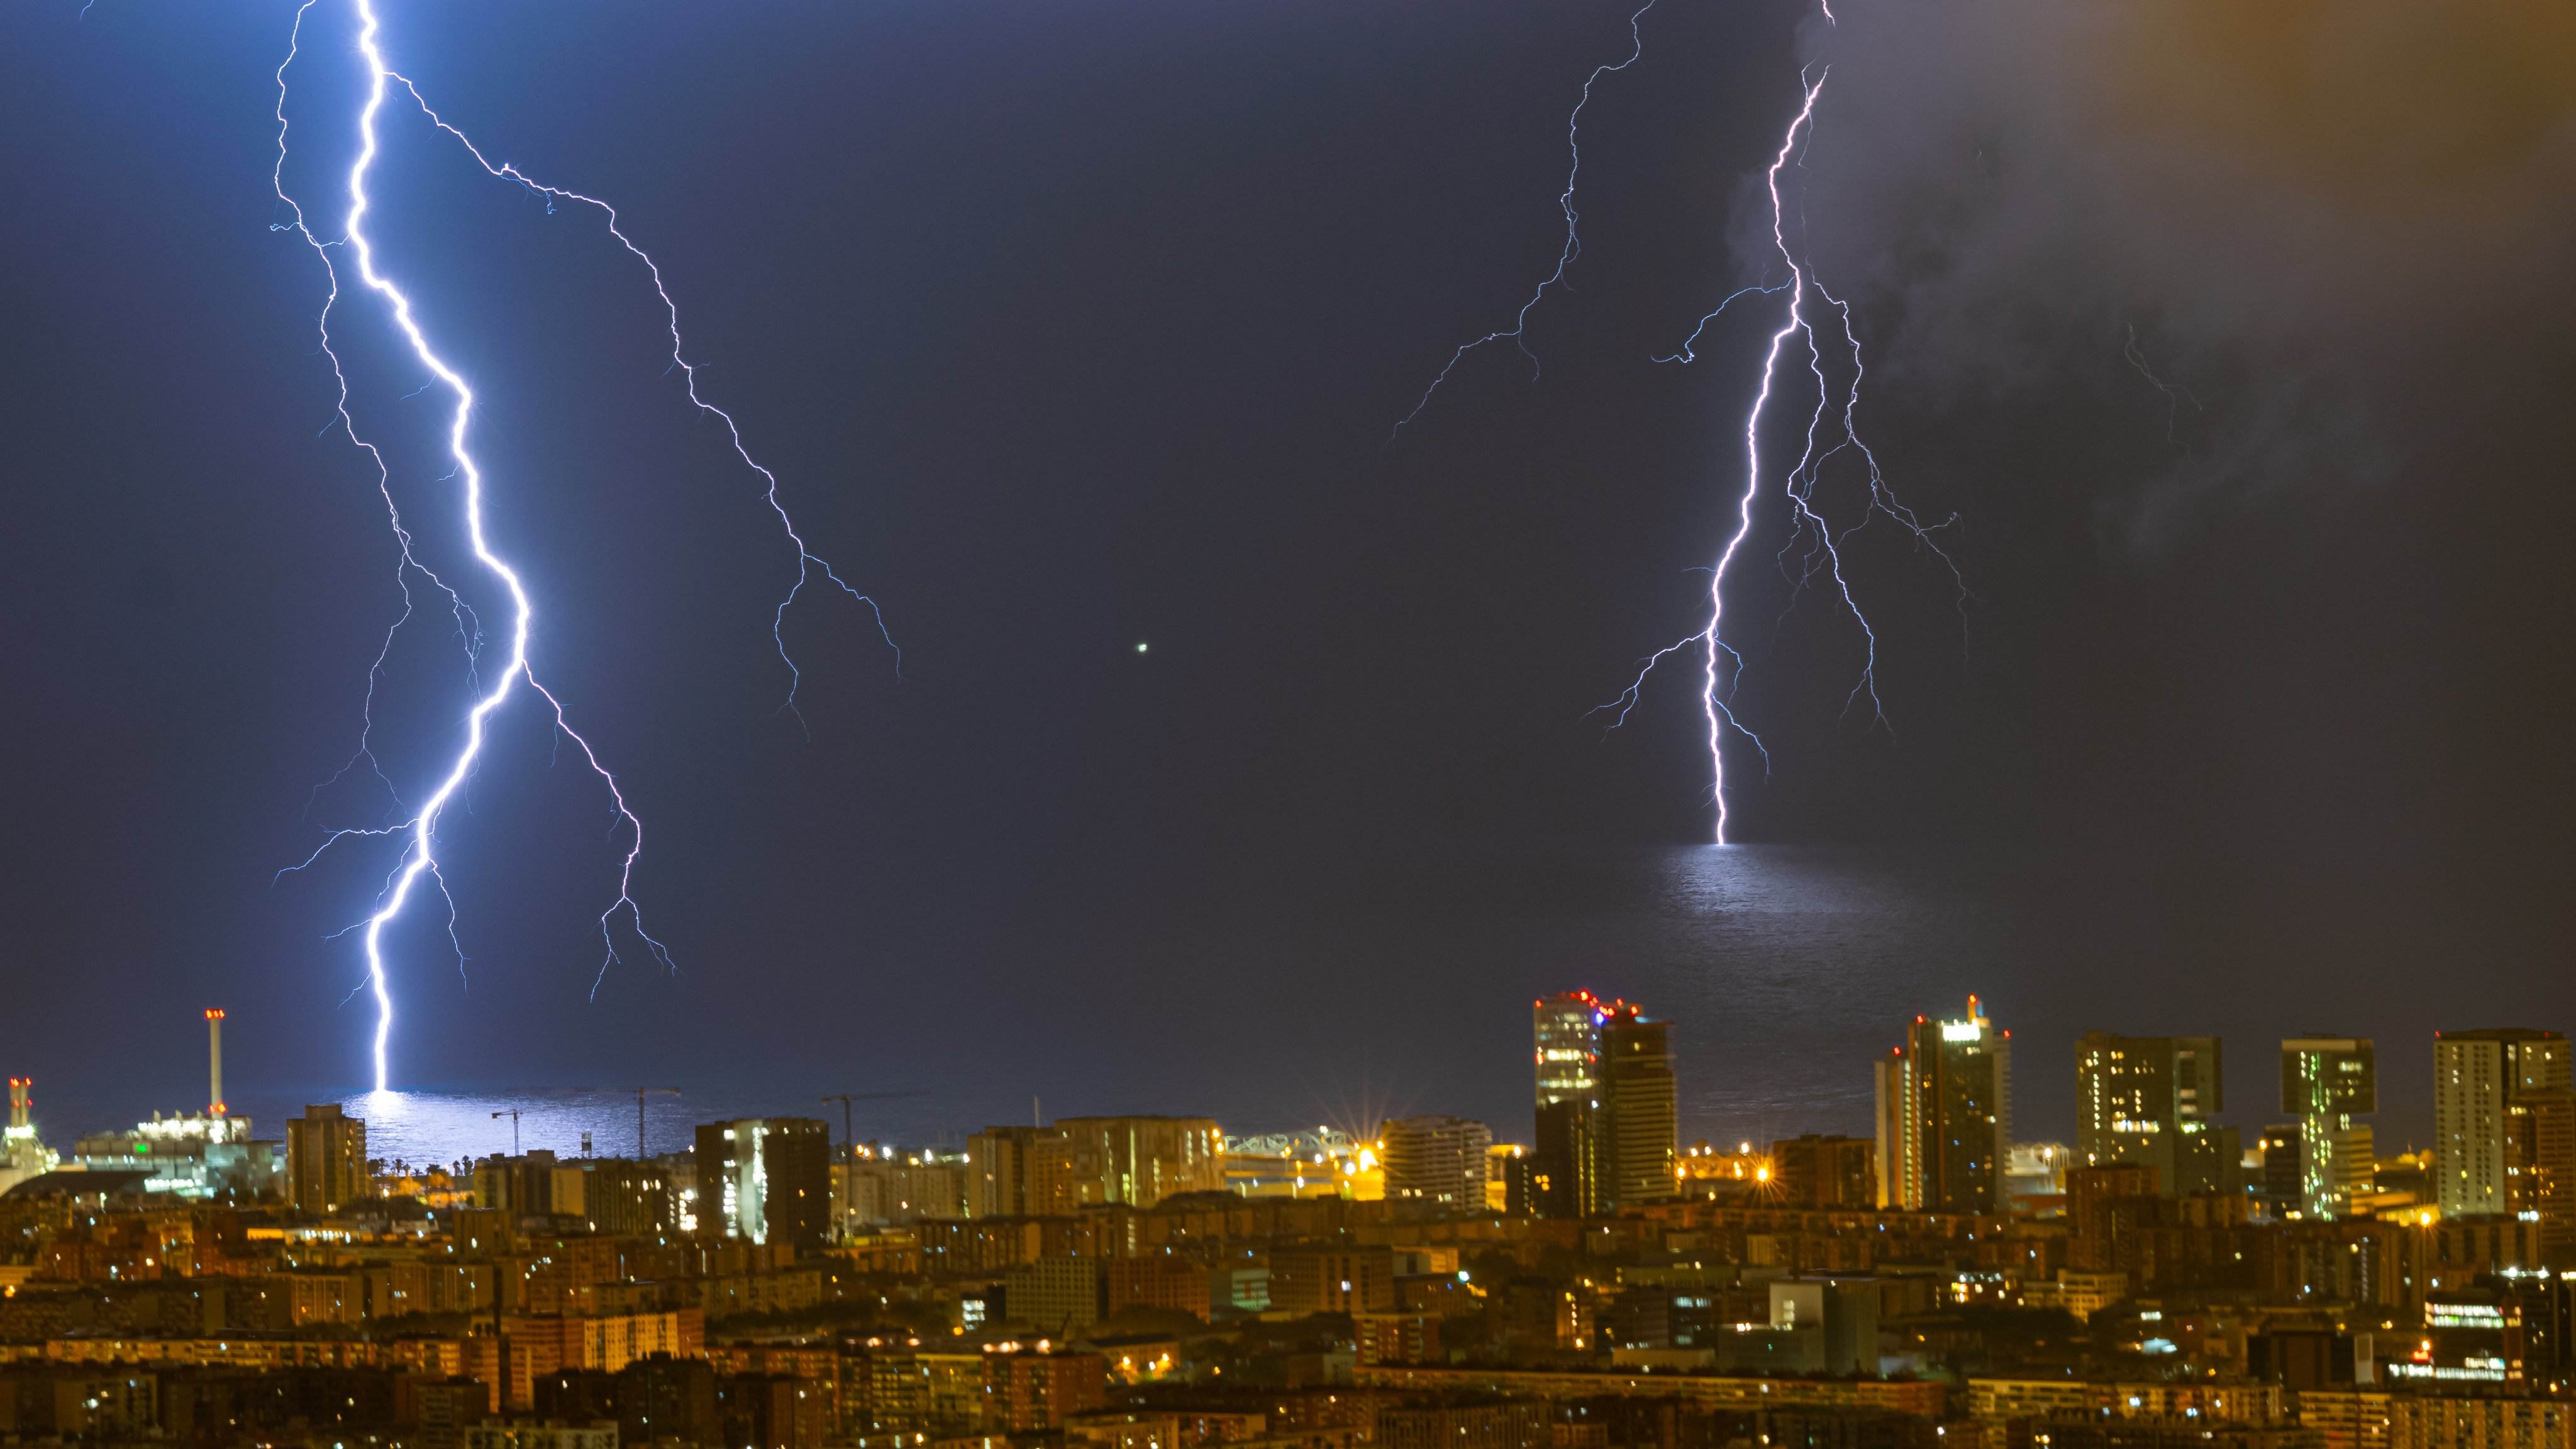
[1391,0,1659,439]
[377,73,900,722]
[1609,64,1962,843]
[2124,322,2203,447]
[271,0,885,1087]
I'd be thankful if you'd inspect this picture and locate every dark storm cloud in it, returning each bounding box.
[6,0,2574,1148]
[1790,0,2576,543]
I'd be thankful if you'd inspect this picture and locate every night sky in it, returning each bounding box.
[2,1,2570,1149]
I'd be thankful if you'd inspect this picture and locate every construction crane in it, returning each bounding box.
[821,1091,925,1155]
[619,1088,679,1158]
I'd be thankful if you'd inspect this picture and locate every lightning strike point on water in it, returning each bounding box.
[274,0,889,1087]
[1602,57,1963,845]
[1396,4,1960,843]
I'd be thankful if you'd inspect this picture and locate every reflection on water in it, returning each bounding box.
[1577,844,2009,1140]
[231,846,2017,1162]
[255,1088,934,1171]
[330,1089,707,1170]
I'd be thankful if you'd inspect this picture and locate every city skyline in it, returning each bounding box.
[19,1000,2576,1208]
[1,3,2567,1445]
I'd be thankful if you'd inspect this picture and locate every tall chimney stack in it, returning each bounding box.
[205,1009,226,1118]
[6,1079,27,1133]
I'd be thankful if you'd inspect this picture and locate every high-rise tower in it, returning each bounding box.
[1530,993,1679,1215]
[1531,992,1604,1218]
[2434,1029,2574,1245]
[1876,997,2011,1214]
[285,1102,370,1214]
[2280,1036,2376,1219]
[695,1117,831,1247]
[2075,1033,2236,1196]
[1598,1005,1677,1209]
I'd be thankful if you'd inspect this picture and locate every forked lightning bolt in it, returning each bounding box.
[1392,0,1659,439]
[1603,65,1960,843]
[272,0,887,1087]
[381,74,899,718]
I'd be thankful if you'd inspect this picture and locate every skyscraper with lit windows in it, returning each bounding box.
[1599,1004,1677,1209]
[2434,1029,2574,1247]
[694,1116,831,1247]
[2075,1032,2237,1196]
[1530,993,1679,1215]
[2280,1036,2375,1219]
[1532,992,1604,1218]
[284,1102,369,1214]
[1875,997,2011,1214]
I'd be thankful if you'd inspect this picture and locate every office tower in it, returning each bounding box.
[2435,1029,2576,1245]
[1041,1116,1223,1209]
[1532,992,1606,1219]
[285,1102,369,1214]
[1774,1134,1876,1209]
[694,1117,831,1247]
[2281,1037,2376,1218]
[1535,992,1604,1105]
[2075,1032,2239,1196]
[1872,1052,1911,1209]
[1875,996,2012,1214]
[1599,1007,1679,1209]
[1382,1114,1493,1209]
[2256,1123,2303,1218]
[965,1124,1066,1218]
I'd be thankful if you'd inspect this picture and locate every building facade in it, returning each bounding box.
[1528,993,1677,1217]
[1532,992,1606,1219]
[2075,1032,2237,1196]
[1876,997,2012,1214]
[577,1158,674,1236]
[694,1118,831,1248]
[983,1348,1107,1433]
[1599,1008,1678,1210]
[1774,1135,1876,1209]
[285,1103,369,1214]
[2434,1030,2575,1244]
[1382,1114,1493,1209]
[1040,1117,1223,1210]
[966,1125,1065,1218]
[1004,1258,1104,1334]
[2282,1037,2377,1218]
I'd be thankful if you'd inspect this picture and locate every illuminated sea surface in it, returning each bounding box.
[189,841,2499,1155]
[223,1088,955,1172]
